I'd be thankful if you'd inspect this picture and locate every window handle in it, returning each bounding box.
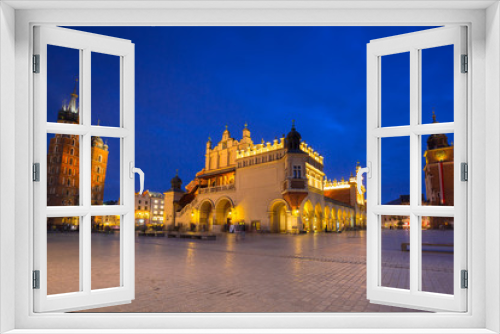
[356,162,371,195]
[129,161,145,195]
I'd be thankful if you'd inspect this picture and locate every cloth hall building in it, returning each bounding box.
[163,124,366,233]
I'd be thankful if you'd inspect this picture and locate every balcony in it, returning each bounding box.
[199,184,235,194]
[282,178,307,192]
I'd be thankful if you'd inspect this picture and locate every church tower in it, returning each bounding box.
[47,80,81,208]
[47,81,110,227]
[423,111,454,228]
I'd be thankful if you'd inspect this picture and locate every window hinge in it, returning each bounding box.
[33,54,40,73]
[461,270,468,289]
[33,163,40,182]
[461,54,468,73]
[461,162,468,182]
[33,270,40,289]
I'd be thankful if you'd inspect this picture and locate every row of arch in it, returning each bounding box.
[300,200,364,232]
[192,196,366,233]
[197,197,234,230]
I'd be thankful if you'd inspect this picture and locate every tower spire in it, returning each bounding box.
[68,77,78,113]
[432,108,437,123]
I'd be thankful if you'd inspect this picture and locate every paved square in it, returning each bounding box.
[45,230,454,313]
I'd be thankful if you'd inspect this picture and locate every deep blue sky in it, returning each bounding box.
[47,26,454,203]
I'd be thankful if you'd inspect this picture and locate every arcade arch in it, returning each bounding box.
[215,197,233,226]
[269,199,288,233]
[302,200,314,232]
[198,200,214,231]
[314,203,323,232]
[324,206,331,231]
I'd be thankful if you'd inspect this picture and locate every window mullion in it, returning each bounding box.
[409,48,420,294]
[81,48,92,294]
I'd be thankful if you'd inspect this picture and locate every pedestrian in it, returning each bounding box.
[239,221,246,240]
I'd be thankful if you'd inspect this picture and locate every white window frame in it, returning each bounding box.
[32,25,136,313]
[366,26,467,312]
[0,2,499,334]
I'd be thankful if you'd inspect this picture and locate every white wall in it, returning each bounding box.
[0,2,16,333]
[485,3,500,332]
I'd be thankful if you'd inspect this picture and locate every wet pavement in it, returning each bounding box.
[45,229,454,313]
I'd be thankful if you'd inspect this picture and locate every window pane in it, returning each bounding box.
[381,137,410,205]
[421,45,454,124]
[91,216,121,290]
[47,45,80,124]
[381,52,410,127]
[47,216,80,295]
[381,215,410,290]
[47,133,80,206]
[91,52,120,127]
[422,133,454,206]
[91,137,120,205]
[421,216,454,294]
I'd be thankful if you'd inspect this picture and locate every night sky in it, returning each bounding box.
[47,26,454,204]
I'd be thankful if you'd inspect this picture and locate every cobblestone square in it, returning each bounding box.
[45,230,454,313]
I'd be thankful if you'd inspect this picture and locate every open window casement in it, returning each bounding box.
[33,26,137,312]
[365,26,467,312]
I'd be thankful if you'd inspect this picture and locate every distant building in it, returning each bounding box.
[149,191,165,225]
[135,190,164,228]
[423,111,454,229]
[383,111,454,230]
[46,81,109,229]
[164,123,366,233]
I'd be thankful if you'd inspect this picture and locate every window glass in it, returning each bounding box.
[47,216,80,294]
[47,134,80,206]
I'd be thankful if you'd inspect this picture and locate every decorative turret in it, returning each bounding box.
[91,136,108,150]
[285,120,302,152]
[206,136,212,151]
[427,110,449,150]
[170,169,182,191]
[242,122,251,139]
[222,125,231,141]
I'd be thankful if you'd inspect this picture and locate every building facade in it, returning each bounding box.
[165,123,366,233]
[46,82,109,229]
[135,190,165,229]
[423,112,454,229]
[381,111,455,230]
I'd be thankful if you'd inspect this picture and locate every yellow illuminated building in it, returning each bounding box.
[163,123,366,233]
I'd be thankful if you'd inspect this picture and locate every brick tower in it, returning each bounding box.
[46,80,109,228]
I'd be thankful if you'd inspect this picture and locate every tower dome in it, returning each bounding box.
[170,170,182,191]
[285,120,302,152]
[427,111,449,150]
[92,136,104,148]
